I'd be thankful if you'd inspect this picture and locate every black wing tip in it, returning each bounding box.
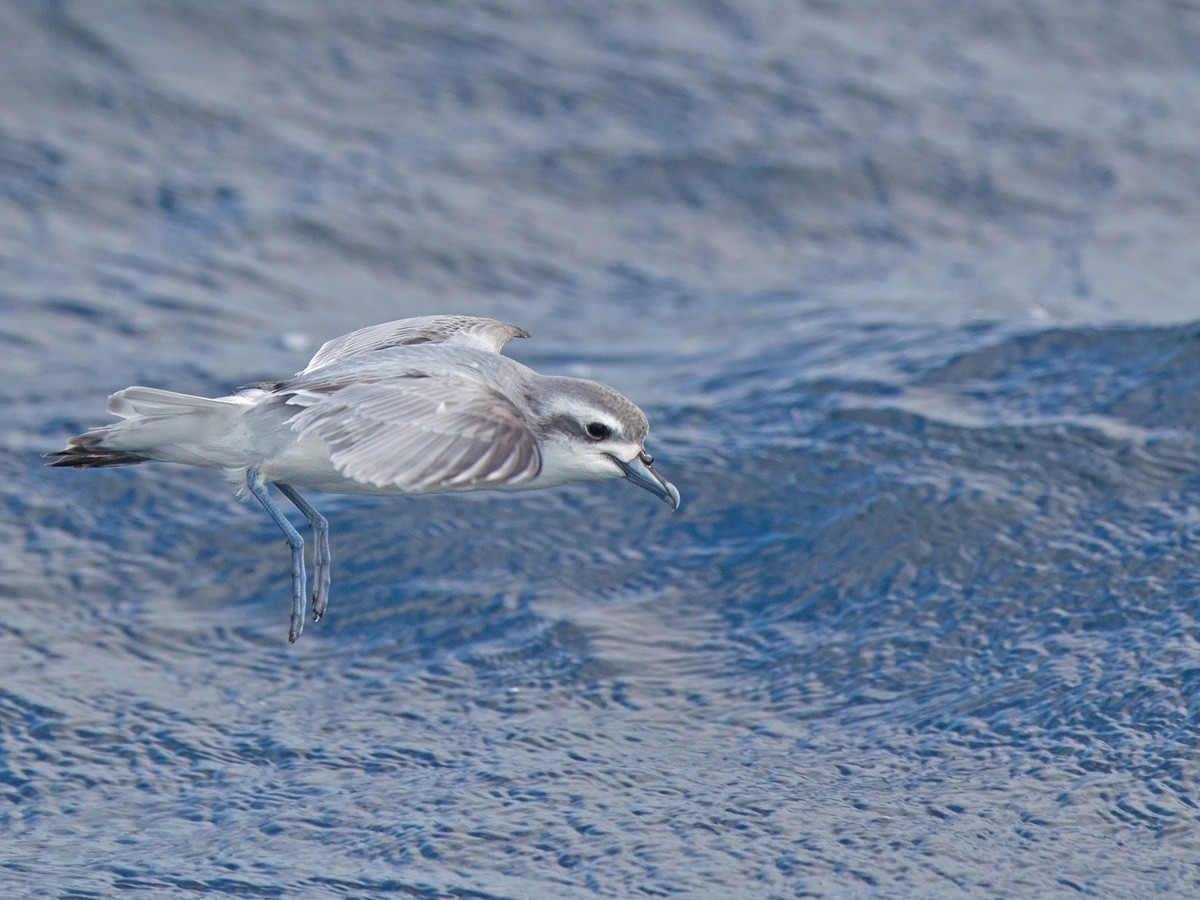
[44,447,150,468]
[235,380,285,392]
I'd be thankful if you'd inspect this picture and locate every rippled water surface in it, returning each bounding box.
[5,1,1200,896]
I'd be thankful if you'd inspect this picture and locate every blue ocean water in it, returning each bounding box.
[4,1,1200,895]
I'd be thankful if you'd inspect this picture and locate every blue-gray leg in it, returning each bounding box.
[276,483,331,622]
[246,468,307,642]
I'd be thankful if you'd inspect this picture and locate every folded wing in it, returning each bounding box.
[302,316,529,374]
[285,376,541,491]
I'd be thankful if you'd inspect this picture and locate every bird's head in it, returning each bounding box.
[527,376,680,509]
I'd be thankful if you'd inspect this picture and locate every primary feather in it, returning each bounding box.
[302,315,529,373]
[284,377,541,491]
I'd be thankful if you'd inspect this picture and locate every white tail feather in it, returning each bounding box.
[84,386,260,469]
[107,387,246,419]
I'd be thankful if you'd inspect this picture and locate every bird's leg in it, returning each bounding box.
[246,468,307,643]
[276,483,331,622]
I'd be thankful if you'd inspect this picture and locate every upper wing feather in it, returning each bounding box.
[285,376,541,491]
[302,316,529,374]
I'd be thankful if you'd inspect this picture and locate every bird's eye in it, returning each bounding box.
[584,421,612,440]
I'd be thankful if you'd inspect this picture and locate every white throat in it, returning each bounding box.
[524,434,622,488]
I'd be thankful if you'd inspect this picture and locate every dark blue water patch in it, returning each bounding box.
[0,690,62,816]
[917,322,1200,430]
[156,180,249,245]
[40,295,148,338]
[640,321,1200,840]
[0,131,64,210]
[17,315,1200,891]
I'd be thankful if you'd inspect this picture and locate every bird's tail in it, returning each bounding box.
[45,387,251,469]
[45,432,151,468]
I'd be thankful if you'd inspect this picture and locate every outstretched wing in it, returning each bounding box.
[302,316,529,374]
[284,375,541,491]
